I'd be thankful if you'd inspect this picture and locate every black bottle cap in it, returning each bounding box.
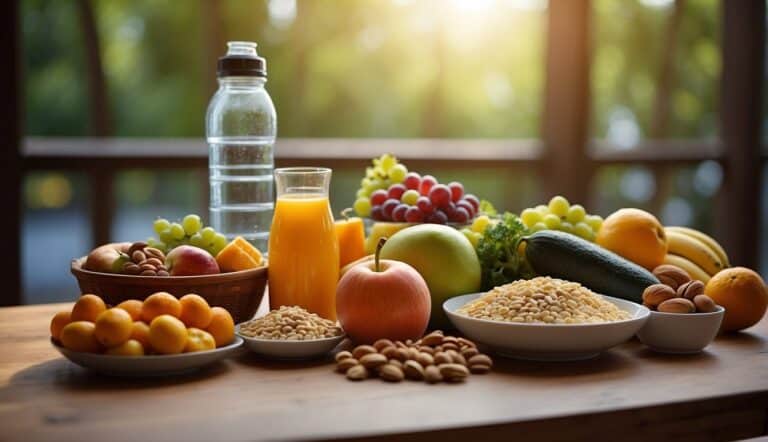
[217,41,266,78]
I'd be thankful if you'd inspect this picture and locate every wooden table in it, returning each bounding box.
[2,303,767,441]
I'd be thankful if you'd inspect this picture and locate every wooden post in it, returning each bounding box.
[720,0,765,268]
[1,0,21,305]
[541,0,592,204]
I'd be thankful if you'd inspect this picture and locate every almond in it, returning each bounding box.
[468,354,493,368]
[652,264,691,290]
[433,351,451,365]
[438,363,469,382]
[346,365,368,381]
[373,339,394,352]
[461,347,479,359]
[359,353,387,369]
[470,364,491,374]
[352,345,377,360]
[424,365,443,383]
[379,364,404,382]
[334,351,352,362]
[658,297,696,314]
[693,294,718,313]
[416,352,434,367]
[336,358,359,373]
[421,332,444,347]
[642,284,677,308]
[403,360,425,380]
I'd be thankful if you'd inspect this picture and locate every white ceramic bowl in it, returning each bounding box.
[636,306,725,354]
[52,336,244,377]
[236,325,345,360]
[444,293,650,361]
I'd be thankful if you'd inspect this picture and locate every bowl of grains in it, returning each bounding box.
[443,277,650,361]
[236,305,346,359]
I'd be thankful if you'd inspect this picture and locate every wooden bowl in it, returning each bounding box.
[71,257,267,323]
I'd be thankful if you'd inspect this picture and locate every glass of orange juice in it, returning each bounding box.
[268,167,339,320]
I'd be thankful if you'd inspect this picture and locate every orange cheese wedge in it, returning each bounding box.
[216,236,264,272]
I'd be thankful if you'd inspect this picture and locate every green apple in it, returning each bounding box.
[364,222,416,254]
[379,224,481,329]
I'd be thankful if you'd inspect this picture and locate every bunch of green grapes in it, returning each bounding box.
[460,215,494,248]
[520,196,603,241]
[353,153,408,217]
[147,214,229,256]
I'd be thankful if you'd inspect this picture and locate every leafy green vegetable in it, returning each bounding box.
[479,199,498,217]
[476,212,534,290]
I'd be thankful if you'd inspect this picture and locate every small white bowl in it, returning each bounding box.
[236,325,345,360]
[444,293,650,361]
[636,306,725,354]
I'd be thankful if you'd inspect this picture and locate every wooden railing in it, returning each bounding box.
[5,0,766,307]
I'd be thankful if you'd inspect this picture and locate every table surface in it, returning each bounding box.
[2,302,768,442]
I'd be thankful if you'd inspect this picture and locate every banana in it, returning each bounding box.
[666,226,730,267]
[663,254,711,283]
[665,230,724,276]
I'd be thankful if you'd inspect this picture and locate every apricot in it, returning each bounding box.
[71,294,106,322]
[179,294,213,328]
[141,292,181,323]
[116,299,143,321]
[206,307,235,347]
[105,339,145,356]
[185,328,216,353]
[60,321,101,353]
[149,315,188,354]
[94,308,134,348]
[50,311,72,341]
[130,321,151,349]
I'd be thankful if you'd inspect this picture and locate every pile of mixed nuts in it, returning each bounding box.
[643,264,719,313]
[335,330,493,383]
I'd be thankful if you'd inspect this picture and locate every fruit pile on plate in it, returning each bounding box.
[50,293,235,356]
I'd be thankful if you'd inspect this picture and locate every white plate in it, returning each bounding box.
[236,325,345,360]
[52,336,244,377]
[444,293,650,361]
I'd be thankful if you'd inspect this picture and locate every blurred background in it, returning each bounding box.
[5,0,766,305]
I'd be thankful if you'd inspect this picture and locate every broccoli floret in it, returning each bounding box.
[476,213,532,290]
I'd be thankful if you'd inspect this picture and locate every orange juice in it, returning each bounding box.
[268,194,339,320]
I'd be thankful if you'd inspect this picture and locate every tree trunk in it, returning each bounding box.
[76,0,112,136]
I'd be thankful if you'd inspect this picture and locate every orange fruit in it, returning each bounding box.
[596,208,667,270]
[149,315,188,354]
[116,300,143,321]
[60,321,101,353]
[71,294,107,322]
[206,307,235,347]
[185,328,216,353]
[141,292,182,322]
[94,308,134,347]
[216,236,264,272]
[179,294,214,328]
[105,339,145,356]
[130,321,151,349]
[50,311,72,341]
[705,267,768,332]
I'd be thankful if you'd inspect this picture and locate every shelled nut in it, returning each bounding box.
[336,331,492,384]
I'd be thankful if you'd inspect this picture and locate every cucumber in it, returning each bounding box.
[522,230,658,303]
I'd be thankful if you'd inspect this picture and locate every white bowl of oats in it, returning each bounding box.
[236,306,346,360]
[444,277,650,361]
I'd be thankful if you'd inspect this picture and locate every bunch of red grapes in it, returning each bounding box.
[369,173,480,224]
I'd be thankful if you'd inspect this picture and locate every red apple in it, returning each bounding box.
[83,242,131,273]
[165,245,220,276]
[336,238,431,344]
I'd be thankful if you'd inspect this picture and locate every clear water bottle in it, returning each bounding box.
[206,41,276,252]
